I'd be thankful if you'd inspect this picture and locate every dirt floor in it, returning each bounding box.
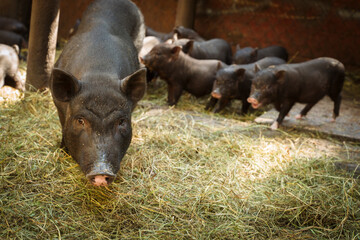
[255,96,360,141]
[254,93,360,177]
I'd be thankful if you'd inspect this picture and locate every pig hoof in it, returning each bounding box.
[330,118,336,123]
[270,121,279,130]
[295,114,304,120]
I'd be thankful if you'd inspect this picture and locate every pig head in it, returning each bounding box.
[51,68,146,186]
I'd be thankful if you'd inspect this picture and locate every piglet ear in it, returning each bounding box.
[275,70,286,84]
[173,33,178,41]
[235,68,246,78]
[120,68,147,106]
[216,62,223,71]
[12,45,19,54]
[171,46,182,56]
[51,68,81,102]
[183,40,194,53]
[254,64,261,73]
[250,48,258,58]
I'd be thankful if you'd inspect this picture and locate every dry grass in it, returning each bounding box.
[0,72,360,239]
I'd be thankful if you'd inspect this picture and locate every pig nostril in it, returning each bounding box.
[87,174,115,186]
[89,176,96,183]
[105,176,114,184]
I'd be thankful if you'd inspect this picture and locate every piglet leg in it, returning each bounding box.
[213,98,230,113]
[167,83,183,106]
[296,102,317,119]
[273,100,295,130]
[205,97,218,111]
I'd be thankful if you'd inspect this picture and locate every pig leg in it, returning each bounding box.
[296,102,317,119]
[167,83,183,106]
[273,101,295,130]
[275,103,290,117]
[331,94,342,121]
[0,72,5,88]
[213,98,230,113]
[241,99,250,115]
[13,71,25,91]
[274,102,281,112]
[205,97,218,111]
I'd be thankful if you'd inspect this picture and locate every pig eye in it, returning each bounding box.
[77,118,85,126]
[118,119,127,127]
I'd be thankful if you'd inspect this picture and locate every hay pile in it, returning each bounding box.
[1,78,359,239]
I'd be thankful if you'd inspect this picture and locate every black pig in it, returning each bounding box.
[206,57,286,114]
[247,57,345,130]
[173,26,205,41]
[234,45,288,64]
[145,26,173,42]
[0,44,24,91]
[0,30,28,54]
[141,43,226,106]
[0,17,28,37]
[172,38,232,64]
[50,0,147,186]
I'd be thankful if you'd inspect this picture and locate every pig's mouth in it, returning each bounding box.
[251,102,262,109]
[211,91,222,99]
[139,57,150,68]
[247,97,262,109]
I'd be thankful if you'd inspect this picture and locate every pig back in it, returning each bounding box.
[274,57,345,101]
[56,0,144,79]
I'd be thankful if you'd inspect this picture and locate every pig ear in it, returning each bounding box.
[173,26,180,35]
[275,70,286,84]
[173,33,178,41]
[171,46,182,57]
[51,68,81,102]
[251,48,258,58]
[236,44,241,51]
[183,40,194,53]
[216,62,223,71]
[12,44,20,54]
[120,68,147,104]
[235,68,246,78]
[254,64,261,73]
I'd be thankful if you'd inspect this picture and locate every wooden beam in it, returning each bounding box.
[175,0,197,28]
[26,0,60,91]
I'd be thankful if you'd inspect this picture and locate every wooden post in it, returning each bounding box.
[26,0,60,91]
[175,0,197,28]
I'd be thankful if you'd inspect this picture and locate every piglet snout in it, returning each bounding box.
[139,57,145,64]
[87,174,115,186]
[211,89,222,99]
[247,97,261,109]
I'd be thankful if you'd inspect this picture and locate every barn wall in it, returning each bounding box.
[6,0,357,68]
[58,0,95,39]
[194,0,360,68]
[0,0,32,29]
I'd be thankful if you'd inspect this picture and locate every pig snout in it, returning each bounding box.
[247,97,261,109]
[139,56,145,64]
[211,88,222,99]
[87,174,115,186]
[86,160,117,186]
